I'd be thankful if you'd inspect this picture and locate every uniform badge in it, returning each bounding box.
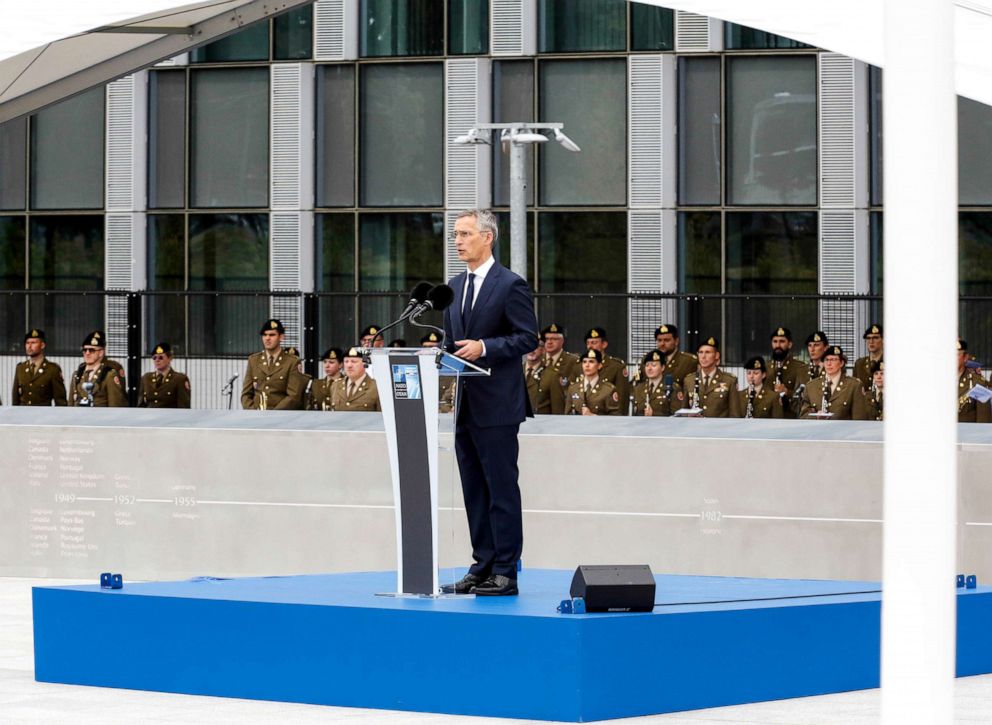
[611,391,619,402]
[572,393,580,400]
[622,368,628,377]
[184,381,190,391]
[560,376,569,387]
[677,391,684,401]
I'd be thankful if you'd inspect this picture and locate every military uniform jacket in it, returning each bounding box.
[137,369,191,408]
[865,388,884,421]
[69,363,128,407]
[681,370,742,418]
[439,377,456,414]
[738,386,785,419]
[664,350,698,392]
[12,358,67,406]
[566,378,621,415]
[767,356,809,418]
[241,349,302,410]
[853,355,882,390]
[523,361,554,415]
[546,351,582,414]
[800,376,867,420]
[330,375,381,412]
[310,375,343,410]
[959,370,992,423]
[599,355,630,415]
[631,378,682,417]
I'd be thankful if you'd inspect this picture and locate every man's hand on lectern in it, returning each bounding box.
[454,339,484,361]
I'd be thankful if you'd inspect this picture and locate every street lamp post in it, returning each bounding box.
[453,123,580,280]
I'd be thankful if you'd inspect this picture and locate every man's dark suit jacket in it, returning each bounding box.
[443,260,538,425]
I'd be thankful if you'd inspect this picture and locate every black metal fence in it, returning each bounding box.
[2,289,989,409]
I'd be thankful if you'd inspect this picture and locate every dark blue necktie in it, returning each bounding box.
[462,273,476,330]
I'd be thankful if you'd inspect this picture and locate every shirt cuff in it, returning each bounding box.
[480,339,487,357]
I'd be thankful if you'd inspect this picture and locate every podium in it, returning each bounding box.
[369,347,490,596]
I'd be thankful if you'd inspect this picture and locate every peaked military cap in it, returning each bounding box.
[744,356,767,372]
[959,338,968,351]
[25,328,45,342]
[420,332,441,344]
[260,318,285,334]
[869,360,885,375]
[541,322,565,337]
[359,325,381,338]
[863,324,883,338]
[322,347,344,361]
[655,324,679,338]
[345,347,363,358]
[580,348,603,363]
[823,345,846,360]
[285,346,300,357]
[771,327,792,340]
[585,327,608,341]
[698,336,719,351]
[642,349,665,366]
[805,331,828,345]
[152,342,172,356]
[82,330,105,348]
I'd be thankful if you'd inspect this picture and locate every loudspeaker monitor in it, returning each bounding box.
[569,564,655,612]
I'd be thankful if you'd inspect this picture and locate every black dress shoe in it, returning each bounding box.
[471,574,518,596]
[440,573,485,594]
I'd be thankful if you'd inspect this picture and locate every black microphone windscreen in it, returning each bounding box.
[664,374,673,386]
[427,284,456,311]
[410,281,433,302]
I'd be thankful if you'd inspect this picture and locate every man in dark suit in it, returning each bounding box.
[441,209,538,597]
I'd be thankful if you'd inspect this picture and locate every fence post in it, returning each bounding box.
[303,293,319,378]
[126,293,142,406]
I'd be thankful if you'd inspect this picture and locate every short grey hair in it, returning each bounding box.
[456,208,499,245]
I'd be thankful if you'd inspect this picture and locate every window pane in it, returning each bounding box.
[316,65,356,207]
[0,118,27,210]
[960,212,992,295]
[191,68,269,208]
[870,211,883,295]
[678,57,721,205]
[959,97,992,205]
[191,22,269,62]
[539,59,626,205]
[869,66,883,206]
[147,214,186,353]
[537,212,627,358]
[725,24,812,50]
[493,61,535,206]
[727,57,817,205]
[631,5,674,51]
[188,214,269,355]
[361,0,444,57]
[360,64,443,206]
[358,212,443,291]
[29,216,104,289]
[0,216,26,350]
[148,71,187,209]
[677,212,722,354]
[725,212,817,363]
[274,5,313,60]
[450,0,489,55]
[316,213,356,292]
[538,0,626,53]
[30,88,105,210]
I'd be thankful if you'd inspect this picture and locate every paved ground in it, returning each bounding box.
[3,577,991,724]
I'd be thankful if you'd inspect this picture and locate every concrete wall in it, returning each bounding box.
[2,408,990,583]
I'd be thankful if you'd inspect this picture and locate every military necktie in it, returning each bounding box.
[347,381,355,399]
[462,273,476,330]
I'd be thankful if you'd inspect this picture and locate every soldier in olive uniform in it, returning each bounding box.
[767,326,809,417]
[522,340,554,415]
[853,324,884,391]
[360,325,386,349]
[137,342,191,408]
[311,347,344,410]
[631,349,682,417]
[958,339,992,423]
[800,345,867,420]
[541,323,581,414]
[422,332,456,413]
[330,347,381,412]
[12,329,67,406]
[69,331,128,407]
[566,349,621,415]
[680,337,742,418]
[284,347,314,409]
[241,319,303,410]
[585,327,629,414]
[654,324,698,390]
[805,331,829,382]
[739,357,785,419]
[865,360,884,421]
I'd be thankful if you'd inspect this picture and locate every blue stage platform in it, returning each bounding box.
[33,570,992,721]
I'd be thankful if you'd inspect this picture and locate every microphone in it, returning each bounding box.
[412,284,455,316]
[663,374,673,399]
[399,281,433,319]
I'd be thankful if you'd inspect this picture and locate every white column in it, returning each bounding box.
[881,2,957,724]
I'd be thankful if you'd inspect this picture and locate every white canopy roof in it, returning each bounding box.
[635,0,992,107]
